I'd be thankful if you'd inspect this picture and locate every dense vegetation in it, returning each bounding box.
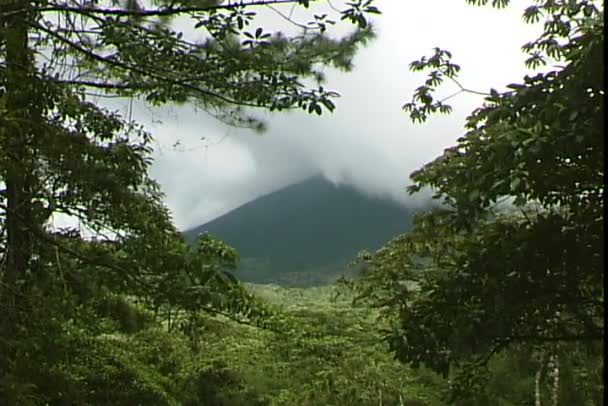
[0,0,382,403]
[349,0,604,403]
[1,281,449,405]
[1,0,603,405]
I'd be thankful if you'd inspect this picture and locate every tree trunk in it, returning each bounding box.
[1,0,35,319]
[535,352,545,406]
[548,352,559,406]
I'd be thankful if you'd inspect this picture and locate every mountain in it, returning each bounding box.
[184,176,416,286]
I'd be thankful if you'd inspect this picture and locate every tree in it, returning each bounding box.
[0,1,379,400]
[0,0,378,314]
[349,0,603,402]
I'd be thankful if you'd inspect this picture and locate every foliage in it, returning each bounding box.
[202,283,447,406]
[0,0,380,403]
[0,0,379,309]
[349,0,604,402]
[237,258,360,287]
[0,281,448,405]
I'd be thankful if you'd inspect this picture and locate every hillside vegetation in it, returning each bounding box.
[185,177,415,286]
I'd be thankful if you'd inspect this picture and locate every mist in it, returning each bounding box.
[117,0,544,230]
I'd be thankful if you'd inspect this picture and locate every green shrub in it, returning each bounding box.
[96,295,155,334]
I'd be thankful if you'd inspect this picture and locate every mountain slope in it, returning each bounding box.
[184,176,415,285]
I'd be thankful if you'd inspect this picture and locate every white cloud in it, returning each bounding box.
[121,0,544,230]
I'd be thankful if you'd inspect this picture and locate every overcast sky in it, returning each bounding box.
[113,0,542,230]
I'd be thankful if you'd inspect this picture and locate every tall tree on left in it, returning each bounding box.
[0,0,378,320]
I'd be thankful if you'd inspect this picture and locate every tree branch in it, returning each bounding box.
[33,21,269,109]
[35,0,320,18]
[439,68,491,97]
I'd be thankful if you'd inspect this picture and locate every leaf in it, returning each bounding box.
[364,6,381,14]
[321,99,335,112]
[509,177,521,192]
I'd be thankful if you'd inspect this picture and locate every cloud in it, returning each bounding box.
[125,0,543,230]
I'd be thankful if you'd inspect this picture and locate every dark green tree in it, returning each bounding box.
[0,0,378,316]
[0,1,379,401]
[350,0,603,402]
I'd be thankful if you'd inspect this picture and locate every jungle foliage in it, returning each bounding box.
[0,0,379,403]
[0,0,603,404]
[348,0,604,403]
[0,282,449,405]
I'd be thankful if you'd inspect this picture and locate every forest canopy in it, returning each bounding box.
[349,0,604,402]
[0,0,603,404]
[0,1,379,403]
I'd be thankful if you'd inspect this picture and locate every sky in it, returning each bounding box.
[111,0,543,230]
